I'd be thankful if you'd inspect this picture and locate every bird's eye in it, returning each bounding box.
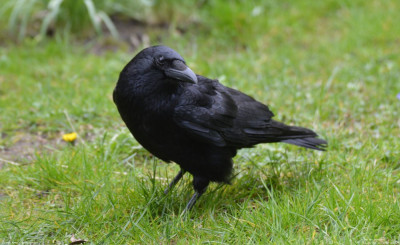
[157,56,165,64]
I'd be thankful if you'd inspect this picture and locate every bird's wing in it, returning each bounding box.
[221,86,276,146]
[173,77,275,147]
[224,87,324,148]
[173,79,237,147]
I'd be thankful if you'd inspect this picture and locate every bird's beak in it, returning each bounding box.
[165,60,198,84]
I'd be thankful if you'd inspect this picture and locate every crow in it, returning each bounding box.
[113,45,327,212]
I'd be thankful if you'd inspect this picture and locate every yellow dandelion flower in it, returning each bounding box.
[62,132,77,143]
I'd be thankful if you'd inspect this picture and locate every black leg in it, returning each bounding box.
[183,191,203,213]
[181,176,210,215]
[164,169,185,194]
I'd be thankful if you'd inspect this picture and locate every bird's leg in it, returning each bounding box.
[164,169,186,194]
[182,176,210,215]
[184,191,203,212]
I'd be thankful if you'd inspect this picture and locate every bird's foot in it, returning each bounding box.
[181,191,203,217]
[181,176,210,216]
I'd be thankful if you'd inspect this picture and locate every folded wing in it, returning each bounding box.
[173,76,326,150]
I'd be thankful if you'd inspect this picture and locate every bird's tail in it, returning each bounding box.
[270,120,327,151]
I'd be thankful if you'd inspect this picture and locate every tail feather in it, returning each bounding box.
[281,137,327,151]
[271,120,327,151]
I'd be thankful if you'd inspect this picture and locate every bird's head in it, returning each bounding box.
[121,45,198,86]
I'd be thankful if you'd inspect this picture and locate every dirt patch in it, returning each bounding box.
[87,16,171,55]
[0,133,58,168]
[0,127,99,169]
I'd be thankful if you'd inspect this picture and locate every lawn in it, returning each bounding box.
[1,0,400,243]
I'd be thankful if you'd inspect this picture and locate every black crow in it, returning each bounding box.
[113,45,327,212]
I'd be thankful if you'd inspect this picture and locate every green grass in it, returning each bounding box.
[1,0,400,243]
[0,0,203,41]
